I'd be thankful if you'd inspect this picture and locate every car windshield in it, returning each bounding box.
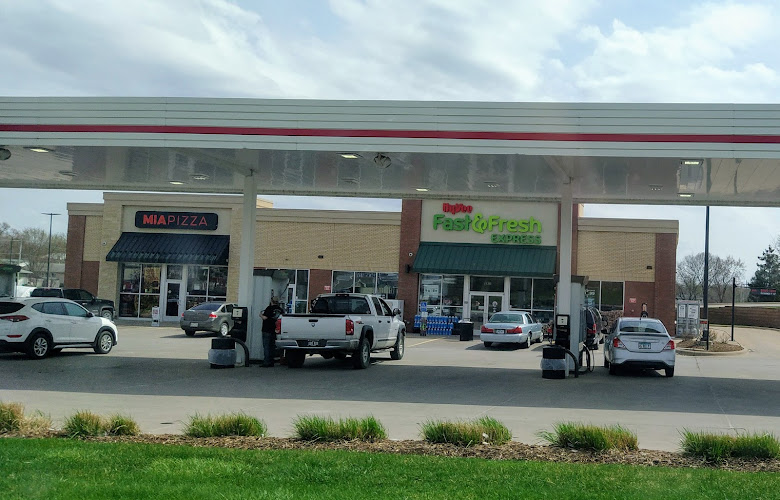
[488,313,523,323]
[618,321,667,334]
[191,303,221,311]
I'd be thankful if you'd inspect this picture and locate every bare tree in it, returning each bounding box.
[709,255,746,302]
[676,252,746,302]
[677,253,704,300]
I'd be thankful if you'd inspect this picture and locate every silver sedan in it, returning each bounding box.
[603,317,676,377]
[480,311,543,349]
[180,302,236,337]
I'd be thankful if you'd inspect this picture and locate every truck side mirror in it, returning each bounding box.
[393,308,401,317]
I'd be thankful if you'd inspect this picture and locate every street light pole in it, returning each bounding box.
[731,277,736,342]
[42,212,60,287]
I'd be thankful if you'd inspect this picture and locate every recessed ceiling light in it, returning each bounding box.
[415,188,429,192]
[169,180,185,185]
[341,177,358,184]
[340,153,361,159]
[678,193,693,198]
[485,182,500,189]
[190,173,210,181]
[649,184,663,191]
[58,170,77,177]
[27,147,52,153]
[681,159,702,166]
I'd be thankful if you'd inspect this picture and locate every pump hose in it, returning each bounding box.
[231,338,251,368]
[557,347,594,377]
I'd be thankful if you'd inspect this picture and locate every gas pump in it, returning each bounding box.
[542,276,588,379]
[247,270,291,362]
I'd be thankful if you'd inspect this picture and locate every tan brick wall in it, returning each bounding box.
[709,307,780,329]
[255,221,400,272]
[97,203,123,304]
[226,205,243,303]
[83,216,105,261]
[577,231,655,282]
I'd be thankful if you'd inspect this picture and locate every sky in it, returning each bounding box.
[1,0,779,281]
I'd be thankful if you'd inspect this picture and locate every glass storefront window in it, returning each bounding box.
[187,266,208,296]
[470,276,503,292]
[332,271,354,293]
[121,264,140,293]
[441,275,464,317]
[119,293,138,317]
[296,270,309,302]
[532,279,555,310]
[208,267,228,297]
[509,278,532,310]
[420,274,442,306]
[167,265,183,280]
[141,265,161,294]
[354,272,377,294]
[139,295,158,318]
[376,273,398,299]
[600,281,624,311]
[585,282,599,308]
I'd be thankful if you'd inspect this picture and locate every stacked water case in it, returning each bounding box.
[413,315,461,335]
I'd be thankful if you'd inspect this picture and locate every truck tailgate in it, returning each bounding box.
[280,315,349,342]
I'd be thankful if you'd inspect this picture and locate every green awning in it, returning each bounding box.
[106,232,230,265]
[411,242,556,277]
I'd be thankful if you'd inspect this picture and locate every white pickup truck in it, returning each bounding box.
[275,293,405,369]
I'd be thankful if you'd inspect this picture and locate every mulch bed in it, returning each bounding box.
[8,433,768,473]
[677,339,744,352]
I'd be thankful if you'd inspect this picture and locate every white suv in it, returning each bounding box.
[0,297,118,359]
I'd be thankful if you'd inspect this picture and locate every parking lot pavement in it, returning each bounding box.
[1,325,778,451]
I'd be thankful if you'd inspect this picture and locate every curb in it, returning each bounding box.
[676,345,746,357]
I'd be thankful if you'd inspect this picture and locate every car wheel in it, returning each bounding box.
[26,332,51,359]
[483,341,492,348]
[352,335,371,369]
[93,330,114,354]
[609,363,617,375]
[286,350,305,368]
[390,330,405,360]
[184,330,196,337]
[100,310,113,321]
[219,322,229,337]
[521,338,530,349]
[665,367,675,378]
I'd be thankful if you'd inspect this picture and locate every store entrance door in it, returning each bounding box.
[163,281,183,320]
[468,293,504,331]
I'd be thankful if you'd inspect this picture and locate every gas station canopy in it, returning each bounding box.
[1,97,779,206]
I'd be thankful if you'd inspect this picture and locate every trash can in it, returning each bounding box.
[541,346,567,379]
[454,321,474,341]
[208,337,237,369]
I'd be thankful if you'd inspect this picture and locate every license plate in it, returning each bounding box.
[638,341,651,349]
[495,329,505,334]
[190,322,198,327]
[298,339,325,347]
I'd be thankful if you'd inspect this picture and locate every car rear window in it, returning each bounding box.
[192,303,221,311]
[618,321,667,334]
[0,302,24,314]
[489,313,523,323]
[30,289,62,297]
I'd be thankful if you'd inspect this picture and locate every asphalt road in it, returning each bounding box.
[2,324,778,451]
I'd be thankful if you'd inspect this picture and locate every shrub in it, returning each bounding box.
[538,422,638,452]
[681,430,780,461]
[293,415,387,442]
[185,413,266,438]
[421,416,512,446]
[64,411,106,438]
[105,414,140,436]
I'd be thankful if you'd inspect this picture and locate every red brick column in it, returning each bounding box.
[398,200,422,328]
[65,215,85,288]
[624,282,655,318]
[309,269,332,301]
[654,233,678,333]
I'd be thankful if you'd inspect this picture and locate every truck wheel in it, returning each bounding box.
[287,350,305,368]
[184,330,196,337]
[390,331,405,360]
[352,336,371,369]
[101,309,113,321]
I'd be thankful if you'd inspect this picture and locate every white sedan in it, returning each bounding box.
[0,297,118,359]
[480,311,543,348]
[603,317,675,377]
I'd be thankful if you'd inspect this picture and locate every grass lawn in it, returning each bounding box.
[1,438,778,500]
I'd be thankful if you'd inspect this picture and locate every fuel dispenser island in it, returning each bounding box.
[246,269,291,362]
[541,276,588,379]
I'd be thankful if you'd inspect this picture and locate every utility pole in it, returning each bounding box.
[42,213,60,287]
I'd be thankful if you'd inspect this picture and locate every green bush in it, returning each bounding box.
[105,414,140,436]
[64,411,106,438]
[421,416,512,446]
[293,415,388,442]
[538,422,638,451]
[185,413,266,438]
[681,430,780,461]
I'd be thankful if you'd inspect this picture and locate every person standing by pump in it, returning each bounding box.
[260,298,284,367]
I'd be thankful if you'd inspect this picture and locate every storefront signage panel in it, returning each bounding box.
[135,211,218,230]
[420,201,558,246]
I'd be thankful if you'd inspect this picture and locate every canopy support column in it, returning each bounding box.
[558,180,575,356]
[238,171,257,308]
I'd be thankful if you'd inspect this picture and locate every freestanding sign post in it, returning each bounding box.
[151,306,160,327]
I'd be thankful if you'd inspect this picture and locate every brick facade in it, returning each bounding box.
[708,307,780,329]
[308,269,333,298]
[654,233,677,333]
[64,215,85,288]
[398,200,422,327]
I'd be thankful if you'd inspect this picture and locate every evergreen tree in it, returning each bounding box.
[749,245,780,301]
